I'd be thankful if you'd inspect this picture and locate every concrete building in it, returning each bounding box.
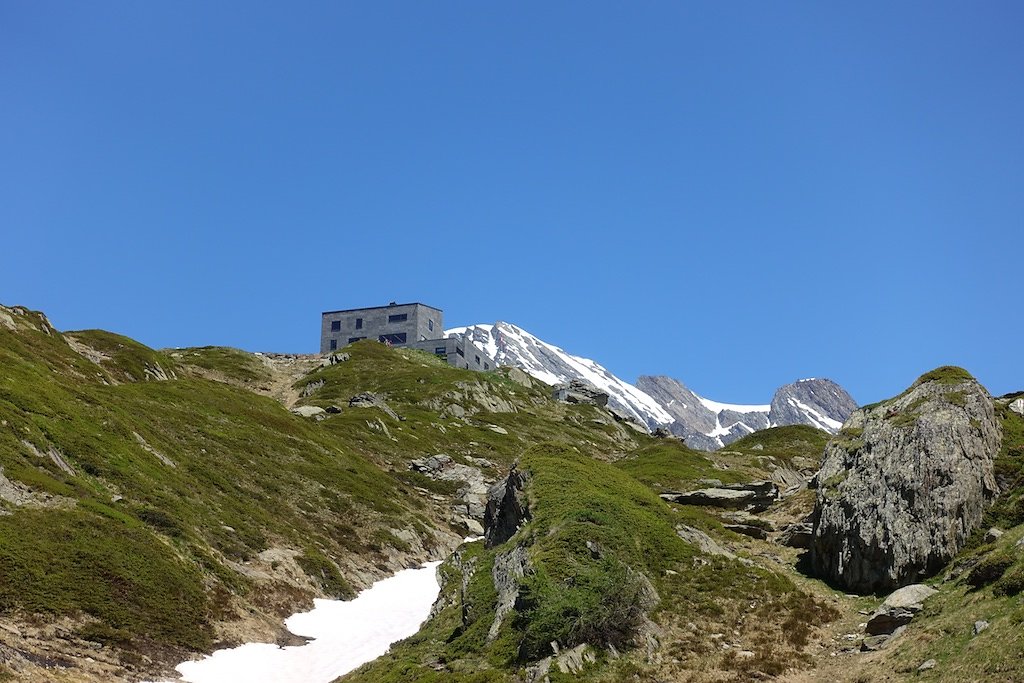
[320,302,491,371]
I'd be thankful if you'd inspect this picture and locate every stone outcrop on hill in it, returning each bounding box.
[810,368,1001,594]
[484,465,531,548]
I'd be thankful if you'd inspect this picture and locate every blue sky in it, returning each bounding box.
[2,2,1022,405]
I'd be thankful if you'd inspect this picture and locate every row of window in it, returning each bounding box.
[330,318,364,332]
[330,315,436,333]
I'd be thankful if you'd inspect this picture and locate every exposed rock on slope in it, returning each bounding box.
[810,367,1001,593]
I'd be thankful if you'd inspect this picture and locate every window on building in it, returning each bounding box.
[484,362,490,370]
[456,345,465,357]
[330,320,341,331]
[388,313,408,323]
[378,333,407,345]
[355,318,363,329]
[475,355,481,364]
[348,336,365,343]
[428,319,434,332]
[434,346,447,355]
[329,339,337,350]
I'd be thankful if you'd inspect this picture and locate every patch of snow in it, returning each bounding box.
[787,397,843,432]
[152,562,442,683]
[697,396,770,415]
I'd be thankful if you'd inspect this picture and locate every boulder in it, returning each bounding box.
[552,380,610,407]
[984,527,1004,544]
[973,620,989,636]
[661,481,778,512]
[1010,397,1024,416]
[777,522,814,549]
[810,369,1000,593]
[291,405,326,418]
[864,584,937,635]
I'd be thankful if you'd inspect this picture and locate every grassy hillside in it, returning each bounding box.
[0,306,648,679]
[3,305,1021,682]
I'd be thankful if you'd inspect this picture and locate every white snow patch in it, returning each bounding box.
[151,562,442,683]
[787,397,843,432]
[697,396,770,415]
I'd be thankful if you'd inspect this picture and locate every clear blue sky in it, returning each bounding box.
[2,2,1022,405]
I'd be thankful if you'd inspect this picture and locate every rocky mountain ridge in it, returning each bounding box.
[449,321,857,448]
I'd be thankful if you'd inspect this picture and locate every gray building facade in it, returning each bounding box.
[321,302,443,353]
[320,302,490,372]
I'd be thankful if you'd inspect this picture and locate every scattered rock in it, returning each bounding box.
[918,658,937,672]
[291,405,326,418]
[132,431,176,468]
[860,634,891,651]
[676,525,735,559]
[777,522,814,549]
[300,379,325,398]
[864,584,937,635]
[1010,397,1024,416]
[348,392,402,421]
[486,425,509,435]
[554,643,597,674]
[463,519,484,536]
[973,620,989,636]
[325,405,342,414]
[652,426,672,438]
[661,481,778,512]
[984,527,1004,544]
[410,455,491,520]
[810,370,1000,593]
[552,380,609,407]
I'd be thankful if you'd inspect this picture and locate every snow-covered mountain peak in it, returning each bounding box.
[445,322,672,428]
[446,322,858,449]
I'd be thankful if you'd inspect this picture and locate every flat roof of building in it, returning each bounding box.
[321,302,443,315]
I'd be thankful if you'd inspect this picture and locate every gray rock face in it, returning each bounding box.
[769,378,857,433]
[661,481,779,512]
[484,466,531,548]
[410,454,491,520]
[636,376,718,436]
[639,375,857,450]
[552,379,609,407]
[810,370,1001,594]
[487,544,529,641]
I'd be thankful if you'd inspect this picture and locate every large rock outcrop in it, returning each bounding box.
[484,465,531,548]
[810,367,1001,594]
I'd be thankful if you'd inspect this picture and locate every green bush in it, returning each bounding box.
[967,551,1015,588]
[994,564,1024,597]
[516,557,647,659]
